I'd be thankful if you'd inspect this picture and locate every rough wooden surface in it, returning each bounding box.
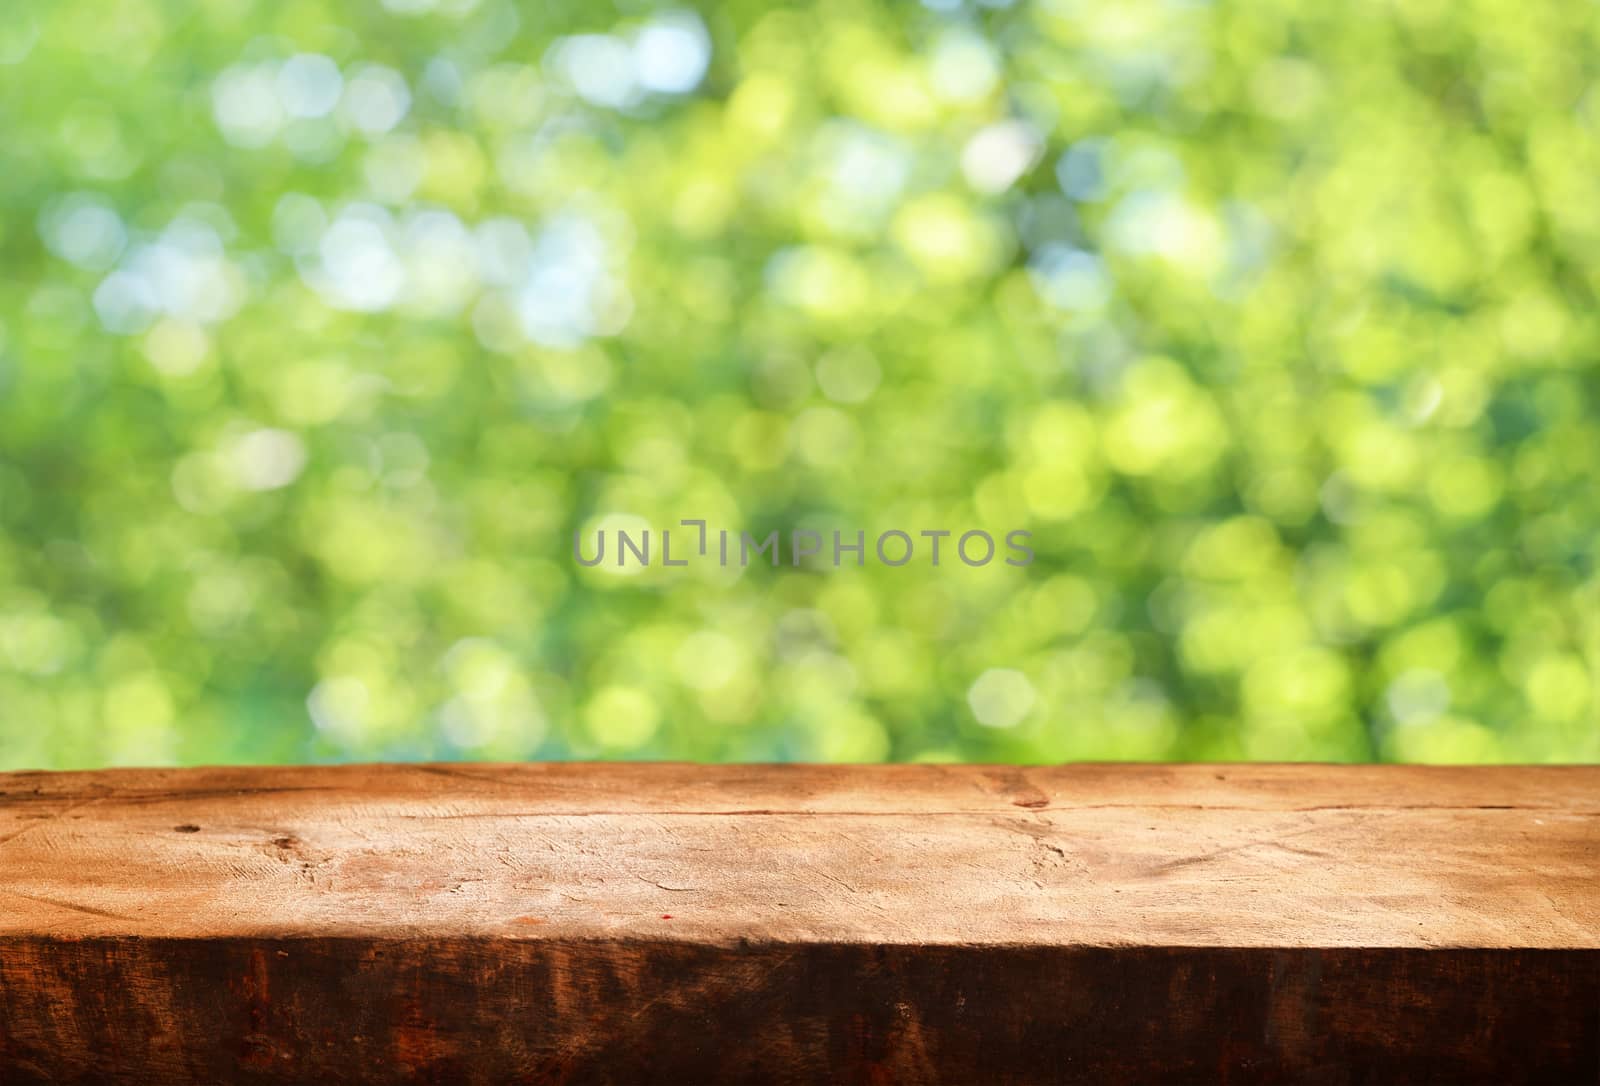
[0,763,1596,1083]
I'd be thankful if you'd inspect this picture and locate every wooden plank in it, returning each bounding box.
[0,763,1595,1083]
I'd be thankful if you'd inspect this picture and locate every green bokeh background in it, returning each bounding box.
[2,0,1597,768]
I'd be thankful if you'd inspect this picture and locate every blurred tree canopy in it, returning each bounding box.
[0,0,1596,768]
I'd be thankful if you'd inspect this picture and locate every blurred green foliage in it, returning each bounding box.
[1,0,1597,769]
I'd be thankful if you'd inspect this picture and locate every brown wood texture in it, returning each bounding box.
[0,763,1596,1083]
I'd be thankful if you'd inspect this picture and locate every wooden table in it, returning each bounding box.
[1,763,1596,1083]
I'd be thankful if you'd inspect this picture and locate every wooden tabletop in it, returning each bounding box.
[1,762,1596,1083]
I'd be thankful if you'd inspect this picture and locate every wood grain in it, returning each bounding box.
[0,763,1595,1083]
